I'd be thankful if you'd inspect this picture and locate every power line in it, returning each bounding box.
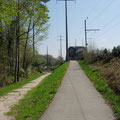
[88,0,115,25]
[102,13,120,29]
[79,0,114,42]
[79,0,105,29]
[88,12,120,38]
[87,0,104,17]
[96,13,120,38]
[97,20,120,39]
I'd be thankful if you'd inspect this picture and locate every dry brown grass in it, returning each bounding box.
[91,57,120,94]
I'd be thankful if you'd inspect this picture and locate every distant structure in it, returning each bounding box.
[68,46,85,60]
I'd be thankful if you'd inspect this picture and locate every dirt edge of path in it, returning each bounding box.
[0,73,50,120]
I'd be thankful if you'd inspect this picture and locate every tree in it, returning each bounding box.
[14,0,49,82]
[0,0,50,86]
[112,46,120,57]
[56,56,64,65]
[103,48,108,55]
[0,0,17,27]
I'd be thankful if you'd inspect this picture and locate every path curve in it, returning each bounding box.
[39,61,115,120]
[0,73,50,120]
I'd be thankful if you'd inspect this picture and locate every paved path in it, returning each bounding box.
[40,61,115,120]
[0,73,50,120]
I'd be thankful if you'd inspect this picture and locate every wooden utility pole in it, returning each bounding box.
[57,0,75,61]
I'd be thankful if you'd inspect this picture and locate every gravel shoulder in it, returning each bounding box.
[0,73,50,120]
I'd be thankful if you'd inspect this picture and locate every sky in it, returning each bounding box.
[39,0,120,58]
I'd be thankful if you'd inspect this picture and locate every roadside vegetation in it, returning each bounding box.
[0,0,65,93]
[0,73,43,97]
[83,45,120,93]
[0,53,64,92]
[7,62,69,120]
[78,61,120,119]
[79,44,120,119]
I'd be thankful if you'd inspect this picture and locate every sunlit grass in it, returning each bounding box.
[0,73,43,97]
[7,62,69,120]
[78,60,120,119]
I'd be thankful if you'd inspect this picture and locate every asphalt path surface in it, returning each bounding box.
[40,61,115,120]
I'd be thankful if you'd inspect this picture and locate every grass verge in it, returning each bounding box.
[78,60,120,120]
[0,73,43,97]
[7,62,69,120]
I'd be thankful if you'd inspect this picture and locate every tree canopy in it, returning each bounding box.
[0,0,50,85]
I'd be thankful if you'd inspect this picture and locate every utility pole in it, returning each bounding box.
[84,17,100,50]
[58,35,63,58]
[57,0,75,61]
[84,17,88,49]
[82,38,84,46]
[75,38,77,47]
[46,46,49,67]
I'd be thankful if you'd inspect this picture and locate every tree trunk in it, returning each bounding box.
[0,29,3,49]
[33,20,35,57]
[14,29,18,82]
[0,34,3,48]
[14,0,20,82]
[23,19,31,70]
